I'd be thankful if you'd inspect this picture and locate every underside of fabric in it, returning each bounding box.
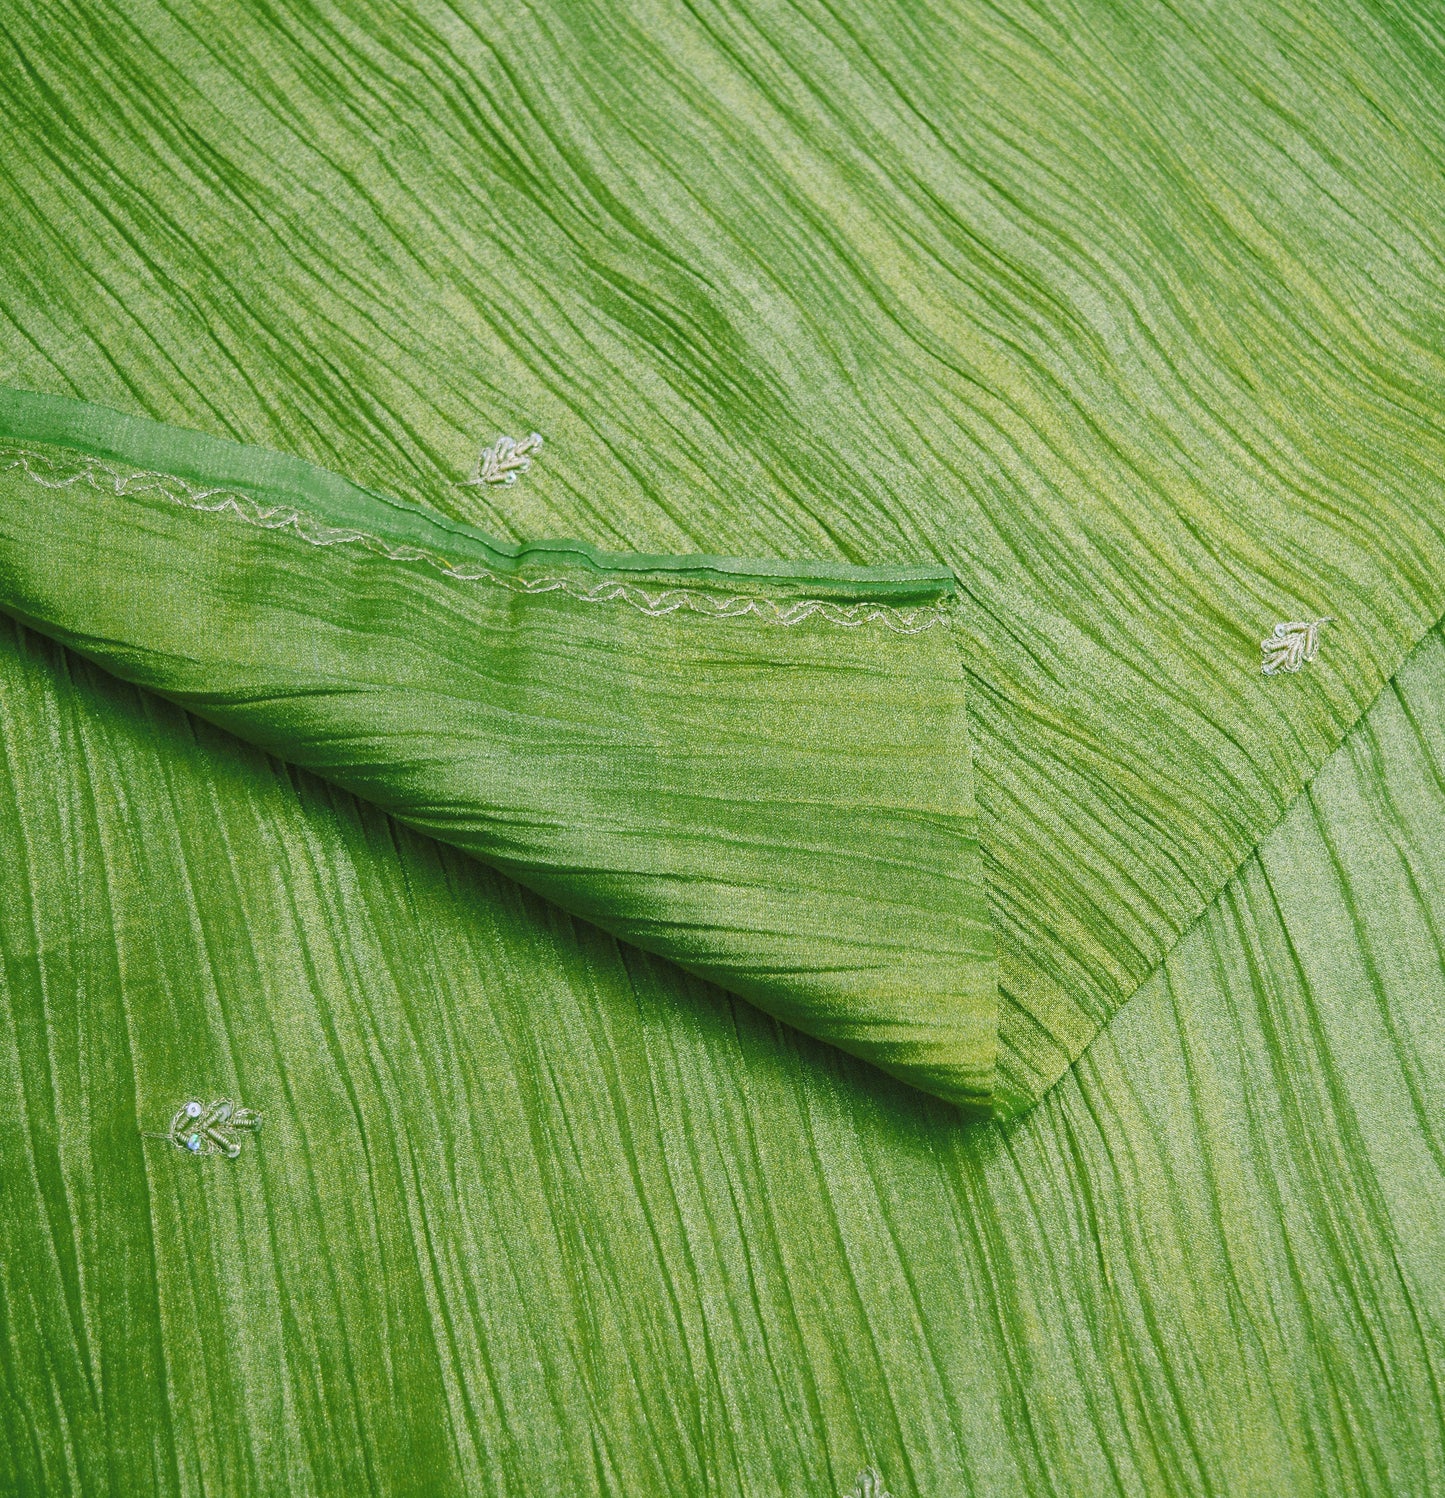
[4,3,1445,1489]
[0,385,1001,1112]
[6,0,1445,1121]
[1,557,1442,1498]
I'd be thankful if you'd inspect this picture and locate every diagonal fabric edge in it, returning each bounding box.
[8,382,1431,1124]
[996,603,1445,1120]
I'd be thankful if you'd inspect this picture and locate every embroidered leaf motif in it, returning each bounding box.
[460,432,544,487]
[166,1098,263,1158]
[1261,618,1331,675]
[842,1468,893,1498]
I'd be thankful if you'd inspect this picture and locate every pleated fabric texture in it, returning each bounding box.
[7,365,1445,1119]
[0,386,998,1111]
[1,605,1441,1497]
[3,0,1445,1491]
[5,0,1445,1110]
[4,371,1445,1117]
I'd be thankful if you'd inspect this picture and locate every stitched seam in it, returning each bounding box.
[0,445,951,635]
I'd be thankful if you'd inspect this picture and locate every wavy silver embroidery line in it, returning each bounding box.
[0,446,950,634]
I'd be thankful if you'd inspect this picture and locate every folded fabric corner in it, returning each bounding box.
[0,385,998,1114]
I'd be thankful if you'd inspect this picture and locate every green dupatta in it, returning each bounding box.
[2,0,1444,1492]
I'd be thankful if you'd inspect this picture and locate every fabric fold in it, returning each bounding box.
[0,385,998,1112]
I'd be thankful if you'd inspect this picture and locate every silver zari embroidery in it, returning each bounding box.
[154,1098,264,1158]
[1261,618,1331,674]
[0,445,950,635]
[457,432,544,487]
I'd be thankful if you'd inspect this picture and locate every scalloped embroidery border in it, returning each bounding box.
[0,445,951,635]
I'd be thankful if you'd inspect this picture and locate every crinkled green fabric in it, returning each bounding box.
[2,0,1444,1492]
[1,594,1442,1496]
[6,0,1445,1112]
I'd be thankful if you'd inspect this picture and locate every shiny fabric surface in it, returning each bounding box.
[2,0,1444,1493]
[1,609,1442,1495]
[5,0,1445,1106]
[0,387,998,1110]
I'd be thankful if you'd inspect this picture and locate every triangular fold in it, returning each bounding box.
[0,386,998,1113]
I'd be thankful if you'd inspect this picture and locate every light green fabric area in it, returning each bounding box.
[2,609,1442,1496]
[4,0,1445,1106]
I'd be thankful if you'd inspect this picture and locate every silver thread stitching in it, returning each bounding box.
[456,432,544,487]
[147,1098,263,1158]
[0,446,950,635]
[1261,618,1331,674]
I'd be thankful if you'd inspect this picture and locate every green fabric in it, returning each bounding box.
[5,0,1445,1109]
[4,359,1442,1119]
[3,0,1445,1491]
[0,385,998,1111]
[2,608,1442,1497]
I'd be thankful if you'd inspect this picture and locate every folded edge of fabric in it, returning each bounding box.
[0,384,999,1113]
